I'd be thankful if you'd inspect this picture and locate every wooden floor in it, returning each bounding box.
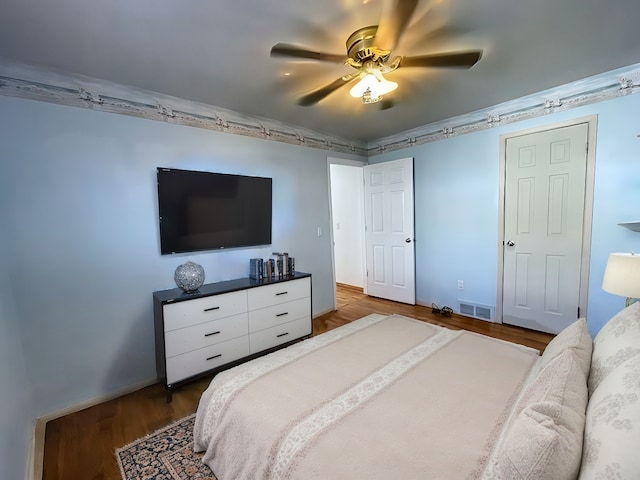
[42,284,553,480]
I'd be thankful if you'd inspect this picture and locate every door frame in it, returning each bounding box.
[495,115,598,325]
[327,156,368,311]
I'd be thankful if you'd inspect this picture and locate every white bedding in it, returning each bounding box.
[193,314,540,479]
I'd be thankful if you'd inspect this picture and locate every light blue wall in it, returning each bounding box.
[1,88,637,479]
[0,227,34,480]
[371,93,640,336]
[0,95,364,423]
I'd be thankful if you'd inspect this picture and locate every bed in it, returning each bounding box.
[193,302,640,480]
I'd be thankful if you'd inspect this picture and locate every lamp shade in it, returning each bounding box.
[602,253,640,299]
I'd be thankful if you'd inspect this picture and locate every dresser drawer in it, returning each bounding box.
[248,297,310,333]
[166,335,250,384]
[247,277,310,310]
[249,317,312,354]
[164,313,248,358]
[163,290,247,331]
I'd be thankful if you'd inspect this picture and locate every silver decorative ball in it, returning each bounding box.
[174,261,205,292]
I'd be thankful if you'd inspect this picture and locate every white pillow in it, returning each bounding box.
[495,349,588,480]
[588,301,640,395]
[579,354,640,479]
[540,317,592,380]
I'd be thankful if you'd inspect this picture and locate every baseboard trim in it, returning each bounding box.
[312,307,335,318]
[335,282,364,292]
[31,378,158,480]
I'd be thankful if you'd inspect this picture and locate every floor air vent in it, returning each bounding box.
[458,301,495,322]
[459,303,475,316]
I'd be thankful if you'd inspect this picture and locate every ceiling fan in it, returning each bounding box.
[270,0,482,106]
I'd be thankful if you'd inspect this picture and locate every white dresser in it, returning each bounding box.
[153,273,311,401]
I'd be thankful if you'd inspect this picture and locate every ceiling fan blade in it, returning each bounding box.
[270,43,346,63]
[297,74,359,106]
[374,0,420,51]
[400,50,483,68]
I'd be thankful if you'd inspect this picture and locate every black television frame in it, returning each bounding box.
[157,167,272,255]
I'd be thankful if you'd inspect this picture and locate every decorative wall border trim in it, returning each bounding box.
[0,59,638,157]
[367,65,640,154]
[0,61,368,157]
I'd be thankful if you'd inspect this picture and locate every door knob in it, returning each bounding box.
[405,238,412,243]
[506,240,515,247]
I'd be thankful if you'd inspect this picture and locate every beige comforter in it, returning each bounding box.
[194,314,539,480]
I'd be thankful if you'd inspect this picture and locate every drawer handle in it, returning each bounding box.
[275,291,288,296]
[276,332,289,338]
[276,312,289,317]
[206,354,222,361]
[204,306,220,312]
[204,331,221,337]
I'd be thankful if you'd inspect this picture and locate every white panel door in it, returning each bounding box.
[363,158,415,304]
[503,123,588,334]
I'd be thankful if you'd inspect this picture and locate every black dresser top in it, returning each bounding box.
[153,271,311,304]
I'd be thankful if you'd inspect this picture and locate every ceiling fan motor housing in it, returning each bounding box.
[346,26,390,63]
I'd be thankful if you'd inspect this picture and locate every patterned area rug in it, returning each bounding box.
[115,414,217,480]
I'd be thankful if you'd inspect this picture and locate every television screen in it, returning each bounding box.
[157,168,272,254]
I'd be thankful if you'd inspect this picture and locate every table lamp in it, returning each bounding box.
[602,253,640,307]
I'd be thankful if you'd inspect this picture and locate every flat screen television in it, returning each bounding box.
[157,167,272,255]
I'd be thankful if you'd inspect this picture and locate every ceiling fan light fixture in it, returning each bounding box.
[272,2,483,107]
[361,88,381,104]
[349,73,375,97]
[349,72,398,100]
[373,76,398,97]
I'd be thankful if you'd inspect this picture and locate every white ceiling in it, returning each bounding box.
[1,0,639,142]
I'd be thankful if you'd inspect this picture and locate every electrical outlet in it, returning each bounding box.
[457,280,464,290]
